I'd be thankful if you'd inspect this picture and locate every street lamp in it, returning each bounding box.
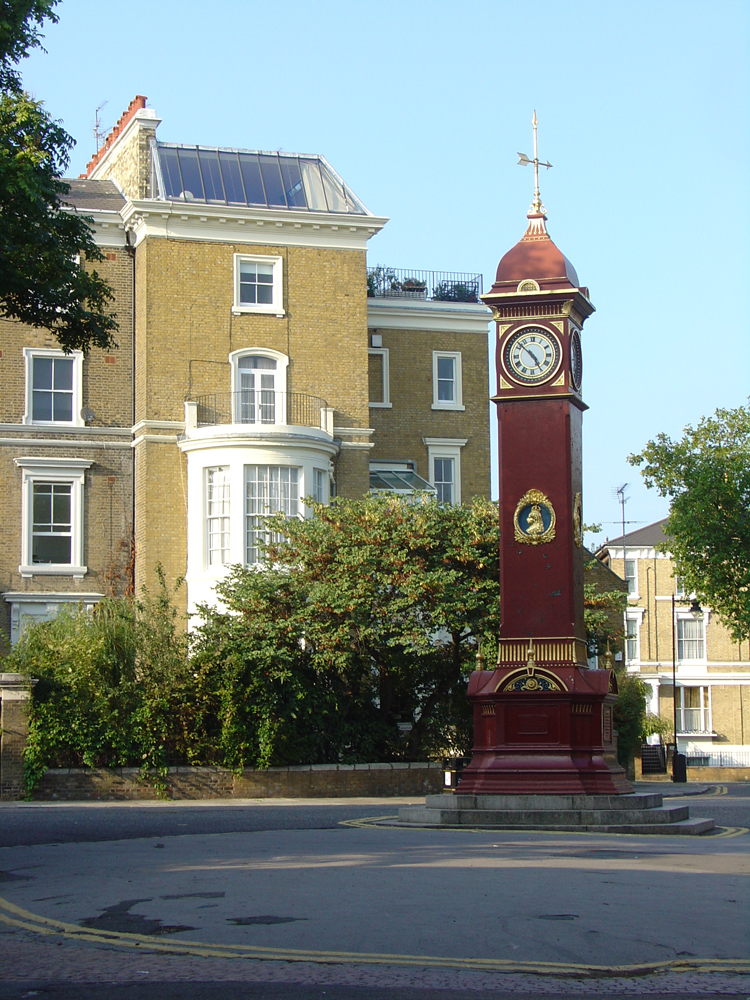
[671,594,703,782]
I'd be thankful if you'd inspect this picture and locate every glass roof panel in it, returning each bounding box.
[159,146,183,199]
[319,162,348,213]
[176,147,205,201]
[369,470,435,493]
[198,149,225,203]
[299,158,327,210]
[153,143,369,214]
[238,153,266,206]
[218,150,246,204]
[280,157,307,209]
[258,154,287,207]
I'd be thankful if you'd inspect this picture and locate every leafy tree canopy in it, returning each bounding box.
[629,402,750,642]
[0,1,118,352]
[0,0,57,91]
[193,494,503,763]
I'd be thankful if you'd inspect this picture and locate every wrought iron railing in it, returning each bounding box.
[367,266,483,303]
[194,390,329,429]
[686,750,750,768]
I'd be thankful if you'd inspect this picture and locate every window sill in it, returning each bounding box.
[431,403,465,411]
[232,306,285,318]
[369,402,393,408]
[20,565,87,580]
[23,419,86,429]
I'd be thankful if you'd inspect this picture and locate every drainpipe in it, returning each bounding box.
[124,226,136,595]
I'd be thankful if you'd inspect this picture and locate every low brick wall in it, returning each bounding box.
[635,752,750,783]
[31,762,444,801]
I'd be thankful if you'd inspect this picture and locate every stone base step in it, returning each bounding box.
[395,809,715,836]
[397,791,715,835]
[399,804,691,826]
[425,792,666,811]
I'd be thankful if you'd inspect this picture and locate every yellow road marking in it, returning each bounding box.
[1,895,749,978]
[340,816,749,840]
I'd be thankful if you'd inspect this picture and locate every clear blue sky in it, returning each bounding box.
[22,0,750,543]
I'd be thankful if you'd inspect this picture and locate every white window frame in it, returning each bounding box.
[244,464,300,566]
[624,610,643,667]
[368,348,391,408]
[232,254,284,317]
[23,348,84,427]
[676,612,706,663]
[432,351,464,411]
[312,467,327,504]
[423,438,467,505]
[205,466,231,569]
[623,557,638,598]
[229,348,289,426]
[676,685,712,735]
[15,456,92,579]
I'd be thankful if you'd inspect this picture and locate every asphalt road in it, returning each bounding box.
[1,783,748,850]
[0,786,748,999]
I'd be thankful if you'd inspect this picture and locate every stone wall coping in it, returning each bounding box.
[38,762,440,777]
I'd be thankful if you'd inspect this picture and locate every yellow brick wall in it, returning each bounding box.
[93,126,153,200]
[367,326,491,500]
[0,251,134,642]
[609,554,750,667]
[132,236,371,584]
[709,684,750,745]
[607,551,750,747]
[133,438,188,606]
[134,239,369,426]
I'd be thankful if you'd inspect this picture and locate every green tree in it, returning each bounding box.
[629,402,750,641]
[6,571,195,793]
[0,1,118,352]
[192,494,502,764]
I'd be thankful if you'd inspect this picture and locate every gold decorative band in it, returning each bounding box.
[497,637,589,668]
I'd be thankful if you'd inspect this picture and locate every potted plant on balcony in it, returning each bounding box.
[400,277,427,298]
[432,280,479,303]
[367,266,400,297]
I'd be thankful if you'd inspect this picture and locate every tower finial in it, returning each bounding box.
[517,110,552,217]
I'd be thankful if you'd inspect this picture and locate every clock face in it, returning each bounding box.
[570,328,583,391]
[503,326,562,386]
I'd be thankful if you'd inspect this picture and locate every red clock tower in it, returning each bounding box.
[457,116,630,795]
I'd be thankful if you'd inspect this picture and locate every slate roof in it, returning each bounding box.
[60,179,126,212]
[604,517,670,548]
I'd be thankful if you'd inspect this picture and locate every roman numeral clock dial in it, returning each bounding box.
[503,326,562,386]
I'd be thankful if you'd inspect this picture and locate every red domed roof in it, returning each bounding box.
[492,213,579,290]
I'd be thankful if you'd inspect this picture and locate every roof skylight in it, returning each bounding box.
[152,142,369,215]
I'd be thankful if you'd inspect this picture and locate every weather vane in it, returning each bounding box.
[517,110,552,216]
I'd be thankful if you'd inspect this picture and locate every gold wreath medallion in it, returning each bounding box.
[513,489,556,545]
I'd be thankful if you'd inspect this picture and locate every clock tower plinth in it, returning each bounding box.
[457,182,630,795]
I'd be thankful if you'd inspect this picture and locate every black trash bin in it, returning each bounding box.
[672,751,687,783]
[442,757,471,790]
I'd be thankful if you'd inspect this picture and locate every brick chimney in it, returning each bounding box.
[80,96,161,201]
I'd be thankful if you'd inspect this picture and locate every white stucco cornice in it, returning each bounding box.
[61,207,128,248]
[178,425,338,456]
[607,545,671,561]
[367,298,491,334]
[120,199,388,251]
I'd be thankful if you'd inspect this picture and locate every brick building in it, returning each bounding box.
[597,519,750,763]
[0,96,491,639]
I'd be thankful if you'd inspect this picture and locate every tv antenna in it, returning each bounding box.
[93,101,109,153]
[517,110,552,215]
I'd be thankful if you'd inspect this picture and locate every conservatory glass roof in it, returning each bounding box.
[369,470,436,494]
[152,142,369,215]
